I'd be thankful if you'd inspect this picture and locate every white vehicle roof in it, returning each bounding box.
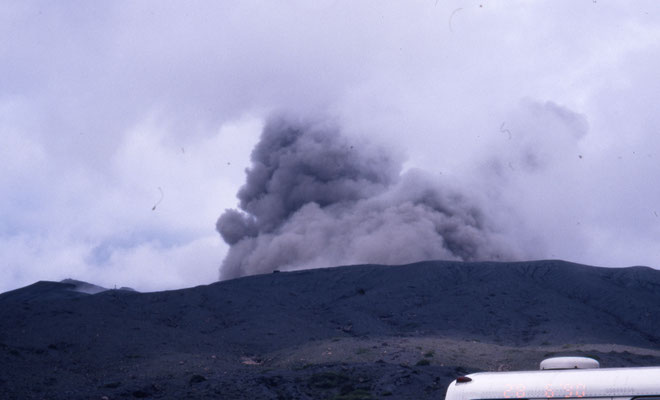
[446,358,660,400]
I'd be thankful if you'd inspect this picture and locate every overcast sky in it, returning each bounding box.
[2,1,660,293]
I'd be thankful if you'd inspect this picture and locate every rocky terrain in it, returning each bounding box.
[2,260,660,399]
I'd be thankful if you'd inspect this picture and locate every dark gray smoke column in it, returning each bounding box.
[217,116,519,279]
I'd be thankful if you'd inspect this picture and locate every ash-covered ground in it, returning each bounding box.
[2,260,660,399]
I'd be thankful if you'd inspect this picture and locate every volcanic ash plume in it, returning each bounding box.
[216,116,519,279]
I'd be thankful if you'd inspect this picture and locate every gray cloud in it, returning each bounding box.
[217,116,522,279]
[3,1,660,293]
[485,100,589,177]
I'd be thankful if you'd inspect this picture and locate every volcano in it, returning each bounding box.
[2,260,660,399]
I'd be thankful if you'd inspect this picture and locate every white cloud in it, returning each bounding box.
[90,235,226,292]
[0,233,225,293]
[0,112,260,293]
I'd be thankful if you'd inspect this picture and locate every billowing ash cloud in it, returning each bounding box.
[216,116,521,279]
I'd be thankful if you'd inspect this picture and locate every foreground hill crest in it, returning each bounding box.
[2,260,660,399]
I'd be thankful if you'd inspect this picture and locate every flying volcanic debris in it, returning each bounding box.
[216,116,520,280]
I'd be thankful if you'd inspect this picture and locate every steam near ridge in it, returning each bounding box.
[216,116,521,280]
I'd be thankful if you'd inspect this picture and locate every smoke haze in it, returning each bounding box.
[217,116,522,279]
[3,2,660,293]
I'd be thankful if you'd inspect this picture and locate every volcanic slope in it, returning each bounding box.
[2,260,660,399]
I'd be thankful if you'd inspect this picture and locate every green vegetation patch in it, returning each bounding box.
[333,388,373,400]
[415,358,431,366]
[308,371,350,389]
[355,347,371,355]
